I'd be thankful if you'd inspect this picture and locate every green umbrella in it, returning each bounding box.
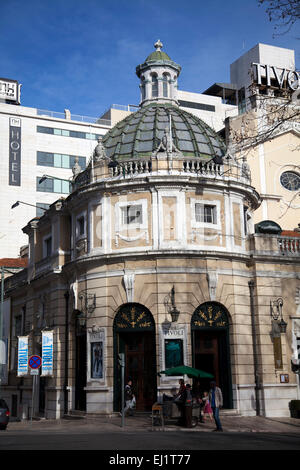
[158,365,214,379]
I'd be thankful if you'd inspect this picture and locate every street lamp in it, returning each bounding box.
[11,201,48,212]
[38,174,72,184]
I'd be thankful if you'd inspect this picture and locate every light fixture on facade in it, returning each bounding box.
[270,297,287,334]
[164,286,180,323]
[76,290,96,327]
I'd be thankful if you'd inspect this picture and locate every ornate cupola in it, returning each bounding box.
[136,39,181,107]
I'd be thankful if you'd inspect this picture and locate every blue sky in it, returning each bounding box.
[1,0,299,118]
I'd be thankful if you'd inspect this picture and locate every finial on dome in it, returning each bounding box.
[154,39,163,52]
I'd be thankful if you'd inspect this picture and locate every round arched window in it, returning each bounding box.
[280,171,300,191]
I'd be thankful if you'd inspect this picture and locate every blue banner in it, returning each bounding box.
[42,331,53,376]
[17,336,28,376]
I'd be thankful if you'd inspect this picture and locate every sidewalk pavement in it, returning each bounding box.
[5,412,300,434]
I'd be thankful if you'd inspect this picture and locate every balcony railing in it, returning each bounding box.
[278,236,300,255]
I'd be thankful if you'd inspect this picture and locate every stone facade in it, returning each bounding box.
[2,42,300,420]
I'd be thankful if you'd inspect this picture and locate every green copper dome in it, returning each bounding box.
[136,39,181,77]
[102,103,226,162]
[145,50,172,62]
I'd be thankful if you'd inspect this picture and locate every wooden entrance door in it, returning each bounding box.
[122,332,156,411]
[194,331,219,392]
[75,331,87,411]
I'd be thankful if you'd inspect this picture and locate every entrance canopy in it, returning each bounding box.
[158,365,214,379]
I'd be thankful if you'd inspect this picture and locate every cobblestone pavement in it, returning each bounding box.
[5,413,300,434]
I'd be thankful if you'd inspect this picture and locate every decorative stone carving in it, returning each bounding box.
[154,127,181,156]
[70,280,78,310]
[72,156,81,179]
[76,238,87,254]
[207,272,218,301]
[93,137,107,163]
[241,156,251,179]
[123,273,135,303]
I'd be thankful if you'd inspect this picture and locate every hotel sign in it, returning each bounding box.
[0,78,20,103]
[252,63,300,91]
[9,117,21,186]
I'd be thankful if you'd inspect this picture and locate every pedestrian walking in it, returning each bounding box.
[123,379,135,416]
[184,384,193,428]
[209,381,223,431]
[193,379,204,423]
[202,391,213,422]
[174,379,186,426]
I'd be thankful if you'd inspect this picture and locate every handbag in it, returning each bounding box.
[130,396,136,408]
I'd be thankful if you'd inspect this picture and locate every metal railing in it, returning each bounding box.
[36,109,111,126]
[36,102,139,126]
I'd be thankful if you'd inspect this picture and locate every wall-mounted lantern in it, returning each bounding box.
[75,290,96,327]
[270,298,287,334]
[164,286,180,323]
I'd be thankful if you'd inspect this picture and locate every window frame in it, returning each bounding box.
[191,198,221,230]
[43,234,52,259]
[280,171,300,192]
[115,199,148,232]
[75,211,87,240]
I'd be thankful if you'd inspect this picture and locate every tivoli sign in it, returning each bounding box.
[252,63,300,91]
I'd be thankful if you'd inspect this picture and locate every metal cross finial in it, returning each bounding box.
[154,39,163,51]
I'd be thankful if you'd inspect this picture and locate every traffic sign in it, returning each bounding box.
[28,355,42,370]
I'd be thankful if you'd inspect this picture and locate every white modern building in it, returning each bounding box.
[0,87,134,258]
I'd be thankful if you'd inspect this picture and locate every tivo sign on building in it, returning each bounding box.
[0,78,21,104]
[252,63,300,91]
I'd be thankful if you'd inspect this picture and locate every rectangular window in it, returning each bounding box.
[36,203,50,218]
[36,177,70,194]
[37,176,54,193]
[53,153,62,167]
[44,236,52,258]
[77,215,85,236]
[14,315,23,337]
[121,205,143,225]
[37,151,86,170]
[178,100,215,112]
[37,125,102,141]
[37,151,54,167]
[61,154,69,168]
[195,203,217,224]
[37,126,53,134]
[165,339,183,369]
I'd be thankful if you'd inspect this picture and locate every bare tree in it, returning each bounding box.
[258,0,300,35]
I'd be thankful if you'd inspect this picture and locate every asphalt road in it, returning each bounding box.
[1,430,300,451]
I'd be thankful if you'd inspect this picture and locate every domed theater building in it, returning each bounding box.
[4,42,300,420]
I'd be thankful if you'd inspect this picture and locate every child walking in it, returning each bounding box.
[202,391,213,422]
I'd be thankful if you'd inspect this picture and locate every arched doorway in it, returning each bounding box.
[113,303,157,412]
[191,302,233,409]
